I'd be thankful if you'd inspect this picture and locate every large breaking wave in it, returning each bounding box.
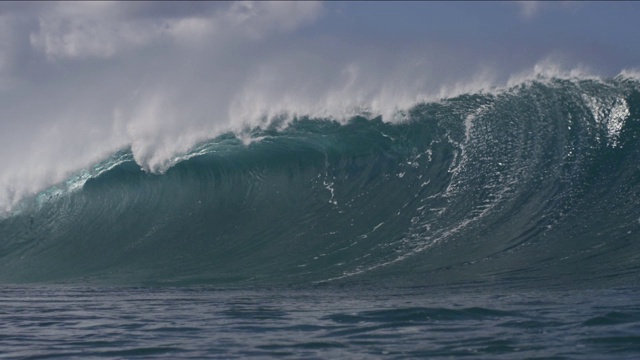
[1,76,639,287]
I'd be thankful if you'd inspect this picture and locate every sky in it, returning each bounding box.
[1,1,640,211]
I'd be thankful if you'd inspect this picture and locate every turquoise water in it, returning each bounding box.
[1,76,640,357]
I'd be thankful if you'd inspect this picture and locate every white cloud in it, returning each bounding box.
[516,1,541,19]
[28,1,323,60]
[514,1,583,20]
[226,1,323,37]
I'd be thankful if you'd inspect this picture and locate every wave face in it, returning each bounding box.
[1,77,640,287]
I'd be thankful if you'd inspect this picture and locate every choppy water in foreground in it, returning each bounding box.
[1,285,639,359]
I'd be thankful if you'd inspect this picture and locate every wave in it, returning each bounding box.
[1,76,639,287]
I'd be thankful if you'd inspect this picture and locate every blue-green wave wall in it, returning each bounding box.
[1,77,639,287]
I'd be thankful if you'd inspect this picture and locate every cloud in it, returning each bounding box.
[514,1,584,20]
[515,1,541,19]
[26,1,323,60]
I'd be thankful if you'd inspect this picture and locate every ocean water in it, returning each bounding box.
[1,285,639,359]
[1,76,640,358]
